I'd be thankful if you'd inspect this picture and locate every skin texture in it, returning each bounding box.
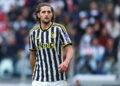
[37,6,53,29]
[59,45,74,72]
[30,50,36,75]
[30,6,74,74]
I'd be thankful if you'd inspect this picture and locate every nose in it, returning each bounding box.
[45,12,49,15]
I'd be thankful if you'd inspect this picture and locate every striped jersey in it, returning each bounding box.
[29,22,72,82]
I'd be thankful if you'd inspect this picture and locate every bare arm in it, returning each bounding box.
[59,45,74,72]
[30,50,36,75]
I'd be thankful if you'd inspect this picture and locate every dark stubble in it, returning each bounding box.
[41,20,50,25]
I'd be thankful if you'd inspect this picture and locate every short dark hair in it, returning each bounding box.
[35,3,55,23]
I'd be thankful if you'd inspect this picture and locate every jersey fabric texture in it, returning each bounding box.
[29,22,72,82]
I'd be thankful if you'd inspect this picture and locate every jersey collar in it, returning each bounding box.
[39,22,54,32]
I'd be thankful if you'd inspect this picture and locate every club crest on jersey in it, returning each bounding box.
[51,32,54,38]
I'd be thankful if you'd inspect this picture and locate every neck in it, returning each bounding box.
[40,22,52,30]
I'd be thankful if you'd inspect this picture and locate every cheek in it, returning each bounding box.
[37,13,41,18]
[50,14,53,18]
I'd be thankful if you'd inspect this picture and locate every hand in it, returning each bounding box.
[59,61,69,72]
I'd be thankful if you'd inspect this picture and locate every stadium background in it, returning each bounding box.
[0,0,120,86]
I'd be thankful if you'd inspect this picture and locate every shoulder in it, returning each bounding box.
[53,22,65,28]
[29,24,40,35]
[53,22,67,33]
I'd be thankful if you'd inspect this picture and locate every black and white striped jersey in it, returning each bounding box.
[29,22,72,82]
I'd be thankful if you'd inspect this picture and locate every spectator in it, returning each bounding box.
[73,80,81,86]
[7,5,19,22]
[62,14,73,33]
[13,14,27,31]
[70,4,79,26]
[88,1,102,21]
[15,28,27,51]
[98,28,110,48]
[79,11,89,34]
[114,3,120,23]
[77,25,94,73]
[0,11,8,33]
[93,19,102,36]
[54,6,63,23]
[0,0,15,13]
[89,37,105,73]
[106,16,120,38]
[103,38,117,74]
[106,4,114,19]
[79,25,94,53]
[21,6,34,22]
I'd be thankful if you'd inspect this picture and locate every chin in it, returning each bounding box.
[43,20,51,24]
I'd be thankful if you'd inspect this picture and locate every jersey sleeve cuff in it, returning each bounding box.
[29,48,37,51]
[63,43,72,48]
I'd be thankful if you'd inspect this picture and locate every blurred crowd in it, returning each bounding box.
[0,0,120,80]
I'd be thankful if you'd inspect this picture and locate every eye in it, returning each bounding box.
[42,11,46,13]
[47,11,51,13]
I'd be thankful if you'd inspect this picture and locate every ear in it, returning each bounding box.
[37,13,40,18]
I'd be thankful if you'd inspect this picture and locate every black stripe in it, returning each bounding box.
[32,31,36,49]
[56,27,61,80]
[51,27,59,81]
[60,26,66,34]
[39,50,44,81]
[63,43,72,48]
[59,41,63,80]
[56,27,59,53]
[46,31,54,81]
[36,29,40,81]
[39,31,44,81]
[53,25,66,34]
[41,32,49,81]
[32,31,36,80]
[60,32,65,45]
[29,36,31,48]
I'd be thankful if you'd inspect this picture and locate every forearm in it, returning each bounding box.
[59,45,74,72]
[30,51,36,75]
[64,45,74,65]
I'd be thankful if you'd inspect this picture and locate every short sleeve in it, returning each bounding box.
[29,31,36,51]
[59,25,72,47]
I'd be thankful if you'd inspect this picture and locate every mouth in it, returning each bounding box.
[45,17,49,19]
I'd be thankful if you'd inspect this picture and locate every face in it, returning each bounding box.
[37,6,53,24]
[107,38,114,47]
[102,28,108,35]
[86,26,93,35]
[92,38,99,46]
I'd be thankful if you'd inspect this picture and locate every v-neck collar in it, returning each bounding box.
[39,22,53,32]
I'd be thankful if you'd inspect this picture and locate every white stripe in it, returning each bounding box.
[30,31,34,49]
[44,31,51,81]
[38,31,42,81]
[60,28,68,45]
[41,32,46,81]
[49,28,57,81]
[29,34,32,49]
[34,30,38,80]
[57,27,60,55]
